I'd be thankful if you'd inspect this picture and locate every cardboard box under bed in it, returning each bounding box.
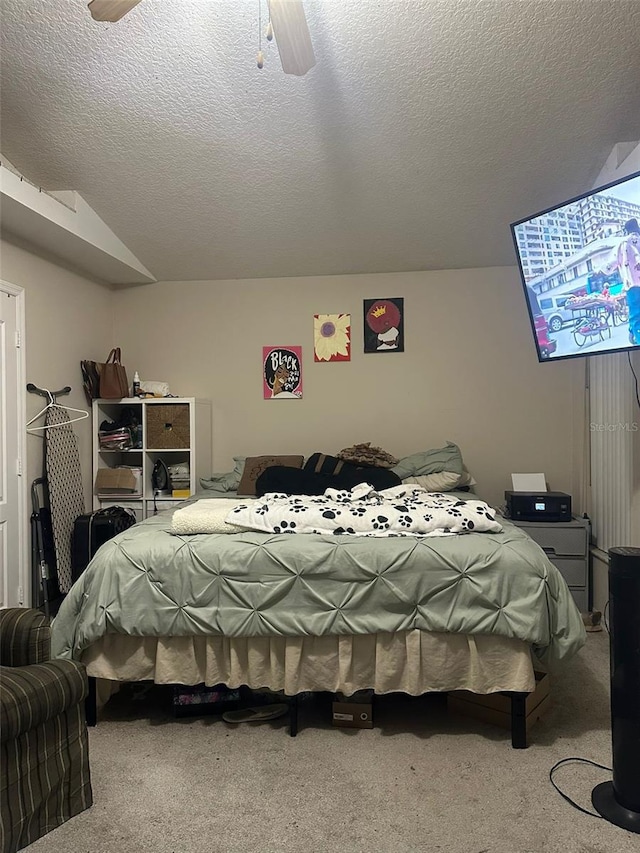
[447,670,550,733]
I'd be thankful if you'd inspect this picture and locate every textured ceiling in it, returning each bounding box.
[1,0,640,283]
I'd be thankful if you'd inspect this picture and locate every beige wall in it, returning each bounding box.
[113,267,585,509]
[1,237,114,504]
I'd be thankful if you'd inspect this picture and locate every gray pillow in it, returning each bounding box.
[199,456,247,493]
[391,442,464,480]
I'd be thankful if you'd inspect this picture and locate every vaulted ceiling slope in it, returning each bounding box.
[1,0,640,283]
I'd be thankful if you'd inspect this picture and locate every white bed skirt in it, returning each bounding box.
[82,630,536,702]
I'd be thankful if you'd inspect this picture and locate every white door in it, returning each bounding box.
[0,284,26,607]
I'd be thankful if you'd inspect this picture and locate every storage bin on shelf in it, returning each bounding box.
[146,404,190,449]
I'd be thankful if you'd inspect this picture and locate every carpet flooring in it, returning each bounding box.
[24,632,638,853]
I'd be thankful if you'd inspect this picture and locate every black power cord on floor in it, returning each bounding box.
[549,757,613,817]
[549,628,614,817]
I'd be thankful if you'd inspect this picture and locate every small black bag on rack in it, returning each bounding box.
[71,507,136,584]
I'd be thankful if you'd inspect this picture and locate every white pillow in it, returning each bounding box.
[458,466,477,488]
[171,499,250,535]
[403,471,463,491]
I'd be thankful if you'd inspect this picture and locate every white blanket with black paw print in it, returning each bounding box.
[226,483,503,537]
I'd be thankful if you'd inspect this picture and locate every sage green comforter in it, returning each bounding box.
[51,495,586,664]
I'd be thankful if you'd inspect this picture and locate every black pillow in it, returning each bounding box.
[303,453,347,476]
[256,467,332,497]
[256,461,401,497]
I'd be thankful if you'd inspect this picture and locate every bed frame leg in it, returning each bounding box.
[510,692,527,749]
[86,675,97,727]
[289,693,299,737]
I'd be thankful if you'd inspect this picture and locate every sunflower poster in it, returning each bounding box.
[363,298,404,353]
[314,314,351,362]
[263,346,303,399]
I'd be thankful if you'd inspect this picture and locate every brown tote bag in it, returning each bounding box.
[99,348,129,399]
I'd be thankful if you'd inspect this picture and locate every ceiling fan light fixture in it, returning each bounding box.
[87,0,143,23]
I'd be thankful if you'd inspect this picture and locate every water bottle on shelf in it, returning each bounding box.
[132,371,141,397]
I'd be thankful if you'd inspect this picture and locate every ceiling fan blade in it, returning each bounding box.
[269,0,316,77]
[88,0,144,22]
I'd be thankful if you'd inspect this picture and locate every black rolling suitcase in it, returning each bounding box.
[71,507,136,584]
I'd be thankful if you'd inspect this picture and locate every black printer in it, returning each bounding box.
[505,491,572,522]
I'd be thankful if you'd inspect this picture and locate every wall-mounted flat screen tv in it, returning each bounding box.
[511,169,640,362]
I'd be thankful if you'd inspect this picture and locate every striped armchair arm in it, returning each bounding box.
[0,660,88,742]
[0,608,50,666]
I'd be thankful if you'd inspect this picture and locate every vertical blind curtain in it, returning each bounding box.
[589,354,634,551]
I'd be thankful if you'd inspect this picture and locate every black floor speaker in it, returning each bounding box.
[592,546,640,833]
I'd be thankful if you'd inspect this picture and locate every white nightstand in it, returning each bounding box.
[510,516,591,613]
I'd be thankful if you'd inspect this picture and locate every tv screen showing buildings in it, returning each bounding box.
[512,171,640,362]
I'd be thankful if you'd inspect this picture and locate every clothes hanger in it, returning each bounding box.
[27,388,56,427]
[26,384,89,432]
[27,408,90,431]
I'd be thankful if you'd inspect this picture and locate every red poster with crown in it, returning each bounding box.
[363,298,404,353]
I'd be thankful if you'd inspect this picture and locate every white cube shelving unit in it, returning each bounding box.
[92,397,211,520]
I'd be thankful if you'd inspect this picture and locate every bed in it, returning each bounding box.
[51,478,586,748]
